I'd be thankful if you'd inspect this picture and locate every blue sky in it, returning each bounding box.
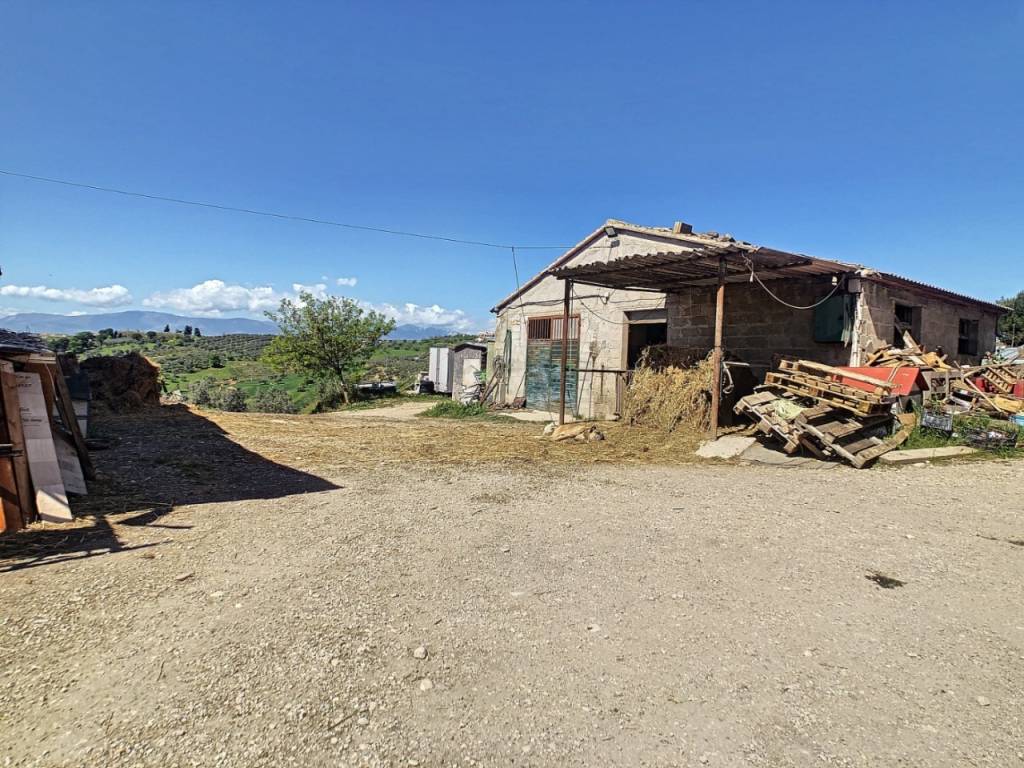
[1,1,1022,329]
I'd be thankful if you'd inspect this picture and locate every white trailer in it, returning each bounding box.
[428,346,454,394]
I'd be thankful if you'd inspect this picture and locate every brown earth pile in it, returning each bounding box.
[80,352,162,410]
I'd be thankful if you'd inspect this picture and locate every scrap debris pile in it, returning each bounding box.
[736,360,911,468]
[736,335,1024,467]
[0,332,93,532]
[863,334,953,369]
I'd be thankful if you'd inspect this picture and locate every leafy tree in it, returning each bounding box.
[194,327,202,337]
[263,292,395,405]
[163,324,171,333]
[97,327,116,342]
[67,331,97,355]
[184,325,193,336]
[997,291,1024,346]
[146,330,158,340]
[209,353,223,368]
[47,335,70,354]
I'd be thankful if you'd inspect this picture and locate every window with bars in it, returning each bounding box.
[527,315,579,340]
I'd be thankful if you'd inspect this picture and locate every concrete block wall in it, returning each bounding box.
[666,277,853,373]
[856,280,999,365]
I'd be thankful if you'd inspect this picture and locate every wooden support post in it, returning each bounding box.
[558,279,572,425]
[709,257,726,437]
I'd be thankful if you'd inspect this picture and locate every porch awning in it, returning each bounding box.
[548,245,856,291]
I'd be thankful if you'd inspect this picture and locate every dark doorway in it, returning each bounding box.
[626,321,667,368]
[893,303,921,347]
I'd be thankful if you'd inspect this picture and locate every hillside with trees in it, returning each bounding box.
[45,326,476,413]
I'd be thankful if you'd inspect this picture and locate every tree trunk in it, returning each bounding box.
[336,371,349,405]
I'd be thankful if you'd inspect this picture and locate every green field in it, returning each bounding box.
[51,330,478,413]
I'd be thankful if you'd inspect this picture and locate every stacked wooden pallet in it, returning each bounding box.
[736,360,909,468]
[764,359,895,417]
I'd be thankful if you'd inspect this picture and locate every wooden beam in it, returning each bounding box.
[709,257,726,437]
[558,279,572,425]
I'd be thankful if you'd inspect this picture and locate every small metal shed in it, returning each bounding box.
[451,343,488,402]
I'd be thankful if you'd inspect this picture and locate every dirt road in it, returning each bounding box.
[1,407,1022,767]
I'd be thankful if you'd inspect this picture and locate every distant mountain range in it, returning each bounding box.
[0,310,473,340]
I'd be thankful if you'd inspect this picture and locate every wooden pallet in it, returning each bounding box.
[735,389,907,468]
[764,371,887,417]
[977,365,1020,395]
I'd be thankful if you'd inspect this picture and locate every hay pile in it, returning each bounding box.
[621,347,714,433]
[81,352,162,410]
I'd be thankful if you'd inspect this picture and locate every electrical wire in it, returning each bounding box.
[744,257,842,310]
[571,287,664,325]
[0,168,569,251]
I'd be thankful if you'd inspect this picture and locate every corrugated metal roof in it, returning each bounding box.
[493,218,1008,314]
[551,246,856,291]
[865,271,1007,313]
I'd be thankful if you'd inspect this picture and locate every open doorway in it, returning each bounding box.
[893,303,921,347]
[625,310,668,368]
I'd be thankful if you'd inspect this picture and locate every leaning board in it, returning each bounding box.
[16,372,72,522]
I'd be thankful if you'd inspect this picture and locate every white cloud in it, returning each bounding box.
[336,276,358,287]
[0,284,133,307]
[291,282,329,300]
[143,280,284,315]
[368,301,476,330]
[142,279,477,330]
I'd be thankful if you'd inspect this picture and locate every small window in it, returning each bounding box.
[526,315,579,341]
[958,318,979,356]
[527,317,552,340]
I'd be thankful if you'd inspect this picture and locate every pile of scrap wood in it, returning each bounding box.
[736,359,912,468]
[864,332,952,370]
[0,332,93,533]
[944,363,1024,417]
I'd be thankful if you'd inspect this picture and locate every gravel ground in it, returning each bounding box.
[1,407,1022,767]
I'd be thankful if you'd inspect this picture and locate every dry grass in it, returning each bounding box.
[621,349,715,433]
[208,408,703,472]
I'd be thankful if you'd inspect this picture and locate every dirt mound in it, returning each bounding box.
[80,353,162,410]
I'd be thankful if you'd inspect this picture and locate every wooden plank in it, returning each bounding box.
[840,436,883,455]
[0,458,23,533]
[0,362,34,527]
[15,371,72,522]
[779,359,895,391]
[47,362,94,480]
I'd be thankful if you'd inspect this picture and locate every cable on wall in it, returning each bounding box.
[744,257,842,310]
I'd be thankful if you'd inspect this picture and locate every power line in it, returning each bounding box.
[0,168,570,251]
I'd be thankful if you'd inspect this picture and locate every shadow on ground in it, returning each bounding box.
[0,404,338,572]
